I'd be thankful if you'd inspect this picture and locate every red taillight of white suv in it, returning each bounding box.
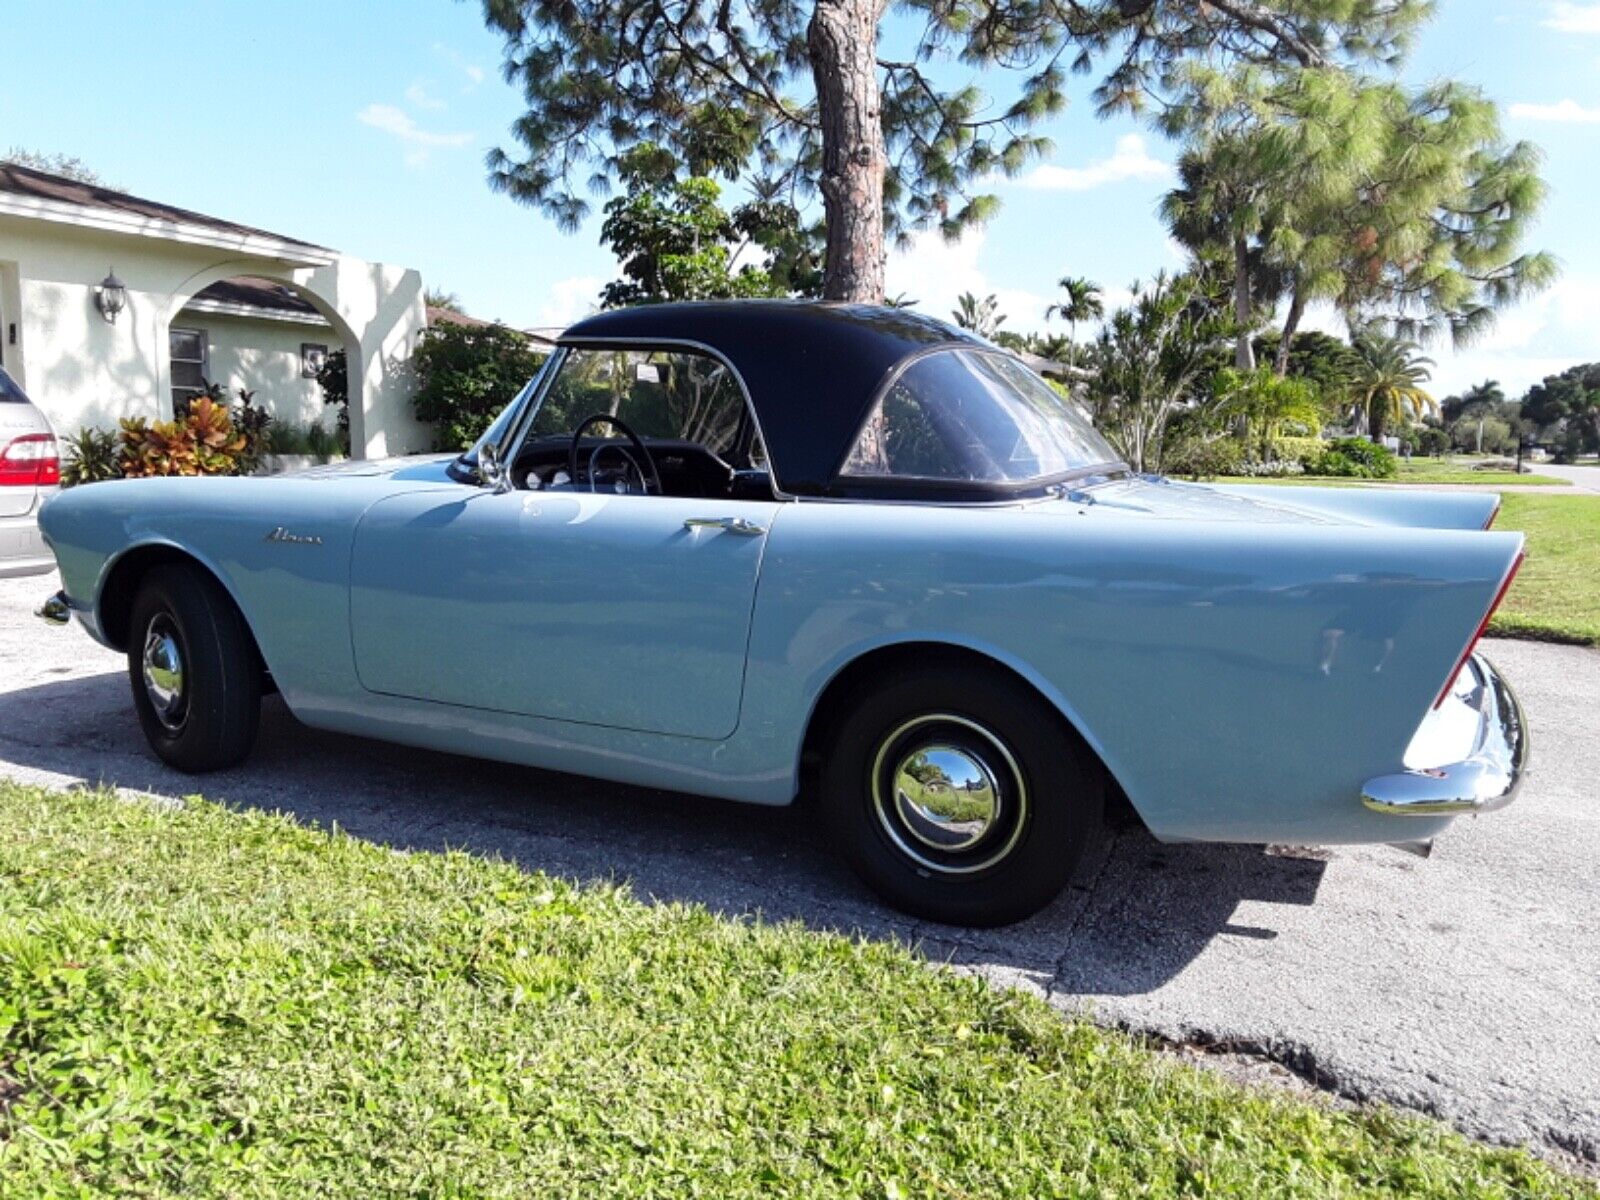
[0,433,61,487]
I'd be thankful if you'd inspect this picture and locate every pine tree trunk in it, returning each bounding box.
[809,0,887,303]
[1275,288,1306,376]
[1233,235,1255,371]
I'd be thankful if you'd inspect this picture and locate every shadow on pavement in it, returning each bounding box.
[0,670,1327,999]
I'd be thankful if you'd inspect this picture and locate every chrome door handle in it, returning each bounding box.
[684,516,766,536]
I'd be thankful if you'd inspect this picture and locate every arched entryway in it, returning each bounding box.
[156,258,426,459]
[166,274,355,455]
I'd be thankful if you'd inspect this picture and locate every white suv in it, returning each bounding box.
[0,366,60,579]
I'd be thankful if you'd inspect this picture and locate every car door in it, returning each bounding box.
[348,487,778,740]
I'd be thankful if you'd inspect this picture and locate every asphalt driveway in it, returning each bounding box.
[0,572,1595,1163]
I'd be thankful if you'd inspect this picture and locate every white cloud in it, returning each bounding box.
[1509,99,1600,123]
[1423,274,1600,396]
[1544,2,1600,32]
[1278,280,1600,398]
[884,229,1126,336]
[405,83,446,112]
[1011,134,1173,192]
[433,42,487,89]
[535,276,604,329]
[357,104,474,167]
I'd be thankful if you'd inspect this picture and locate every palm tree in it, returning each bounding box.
[1350,329,1437,443]
[952,292,1005,340]
[1045,276,1104,348]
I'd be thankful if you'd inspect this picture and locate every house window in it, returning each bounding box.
[301,342,328,379]
[169,327,208,414]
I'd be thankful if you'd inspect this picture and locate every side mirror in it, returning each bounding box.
[478,443,512,494]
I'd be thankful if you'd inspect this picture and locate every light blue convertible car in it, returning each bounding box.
[36,303,1527,925]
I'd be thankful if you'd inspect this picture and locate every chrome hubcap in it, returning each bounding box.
[870,714,1027,875]
[891,744,1000,851]
[141,615,186,732]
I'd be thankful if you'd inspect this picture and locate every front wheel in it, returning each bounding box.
[126,564,261,772]
[820,665,1103,927]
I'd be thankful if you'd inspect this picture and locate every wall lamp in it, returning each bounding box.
[94,268,127,323]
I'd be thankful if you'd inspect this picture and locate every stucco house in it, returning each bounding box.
[0,163,428,458]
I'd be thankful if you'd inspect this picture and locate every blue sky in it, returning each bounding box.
[3,0,1596,396]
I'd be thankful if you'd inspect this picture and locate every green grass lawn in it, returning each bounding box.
[1387,461,1569,486]
[1490,493,1600,646]
[1,786,1591,1198]
[1227,464,1568,488]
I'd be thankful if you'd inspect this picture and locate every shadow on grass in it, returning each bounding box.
[0,670,1327,1001]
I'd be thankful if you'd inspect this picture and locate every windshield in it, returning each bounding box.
[529,347,751,454]
[840,349,1120,484]
[457,360,552,475]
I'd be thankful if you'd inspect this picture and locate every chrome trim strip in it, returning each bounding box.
[36,590,69,626]
[683,516,766,536]
[1361,655,1528,816]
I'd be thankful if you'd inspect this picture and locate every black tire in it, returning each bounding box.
[126,564,261,772]
[820,664,1103,927]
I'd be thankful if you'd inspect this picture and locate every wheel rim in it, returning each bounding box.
[141,614,187,733]
[870,714,1028,875]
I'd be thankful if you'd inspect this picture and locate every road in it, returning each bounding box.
[0,573,1596,1164]
[1539,462,1600,494]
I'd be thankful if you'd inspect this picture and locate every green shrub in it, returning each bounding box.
[305,422,342,462]
[118,397,247,477]
[1269,435,1325,464]
[1306,436,1399,479]
[411,322,548,452]
[264,421,312,456]
[1417,427,1451,458]
[1167,437,1243,479]
[230,388,272,476]
[58,426,120,486]
[315,349,351,455]
[263,421,344,463]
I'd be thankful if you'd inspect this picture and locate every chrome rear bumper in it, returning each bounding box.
[1361,655,1527,817]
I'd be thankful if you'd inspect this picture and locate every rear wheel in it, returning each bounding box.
[820,665,1103,926]
[126,564,260,772]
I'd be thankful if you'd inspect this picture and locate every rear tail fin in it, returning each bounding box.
[1432,546,1524,709]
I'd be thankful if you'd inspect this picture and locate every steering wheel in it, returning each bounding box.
[568,413,662,496]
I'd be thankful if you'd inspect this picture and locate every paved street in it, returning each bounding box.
[1540,462,1600,494]
[0,572,1596,1163]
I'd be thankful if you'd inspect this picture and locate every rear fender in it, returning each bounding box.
[749,502,1526,845]
[1210,484,1499,531]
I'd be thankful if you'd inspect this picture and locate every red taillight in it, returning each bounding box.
[0,433,59,487]
[1432,550,1524,709]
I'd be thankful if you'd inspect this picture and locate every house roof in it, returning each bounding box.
[0,161,329,255]
[193,276,321,317]
[427,305,493,329]
[427,305,564,348]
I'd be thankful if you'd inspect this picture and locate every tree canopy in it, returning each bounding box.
[1161,60,1554,370]
[478,0,1446,301]
[597,150,811,306]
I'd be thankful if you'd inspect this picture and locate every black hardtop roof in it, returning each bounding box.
[561,301,988,493]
